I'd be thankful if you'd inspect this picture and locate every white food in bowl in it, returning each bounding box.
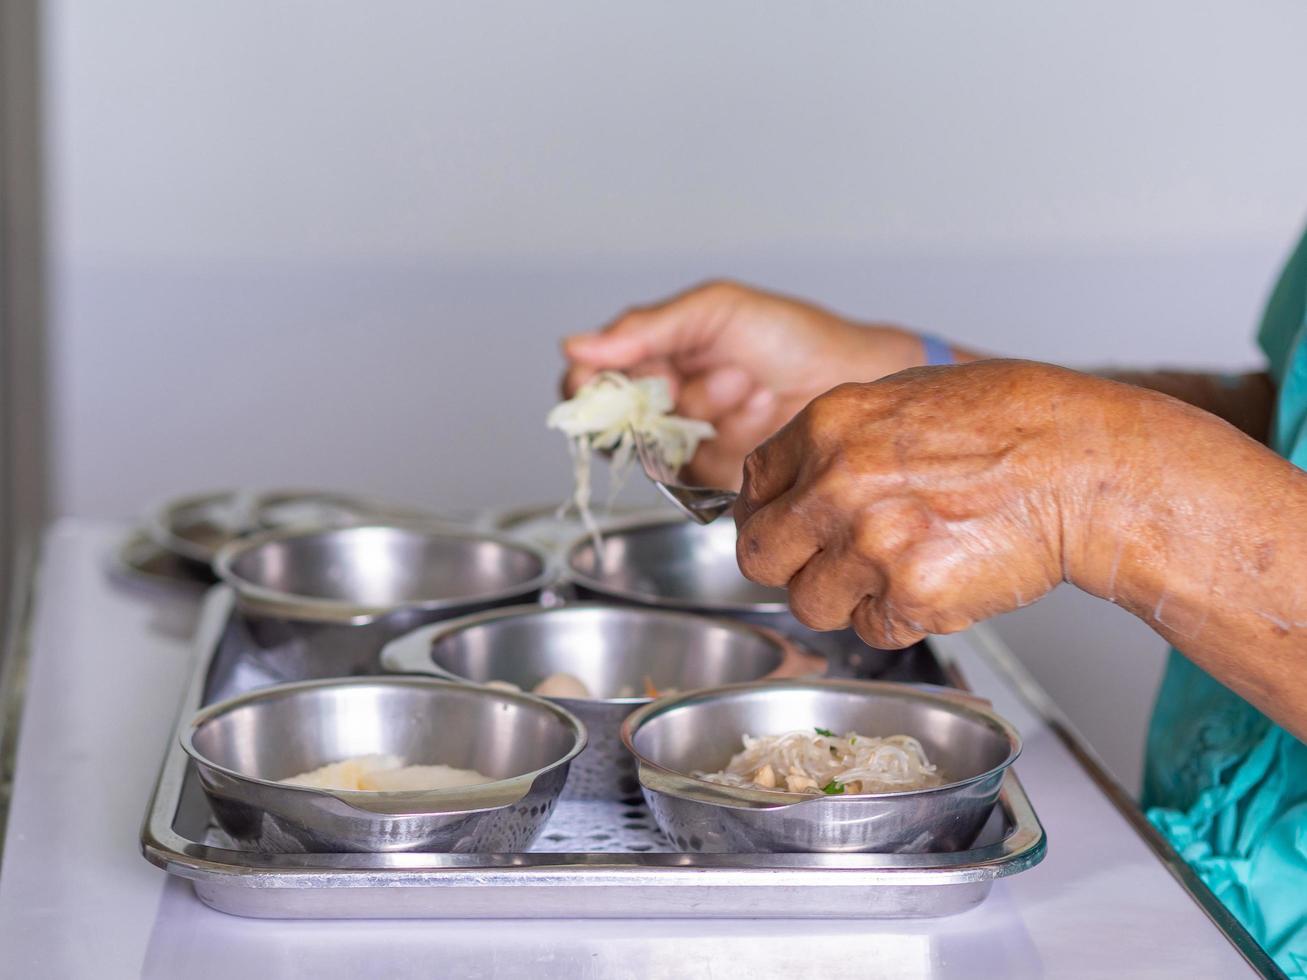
[695,729,943,796]
[278,754,493,792]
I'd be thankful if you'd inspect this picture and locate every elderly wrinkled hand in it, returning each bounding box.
[733,360,1107,648]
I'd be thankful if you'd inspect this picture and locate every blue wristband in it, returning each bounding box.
[921,334,955,366]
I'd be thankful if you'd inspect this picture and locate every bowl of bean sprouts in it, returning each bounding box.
[620,678,1021,853]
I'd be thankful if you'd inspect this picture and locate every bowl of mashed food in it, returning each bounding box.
[621,678,1021,853]
[182,676,585,853]
[380,603,816,800]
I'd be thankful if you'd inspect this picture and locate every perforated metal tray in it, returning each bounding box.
[140,588,1045,919]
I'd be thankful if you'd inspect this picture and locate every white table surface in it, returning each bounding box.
[0,520,1261,979]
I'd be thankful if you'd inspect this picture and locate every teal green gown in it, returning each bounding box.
[1142,227,1307,978]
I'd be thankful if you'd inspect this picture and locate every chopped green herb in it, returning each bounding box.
[821,780,846,795]
[814,727,835,737]
[849,736,857,745]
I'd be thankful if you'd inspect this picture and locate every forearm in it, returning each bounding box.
[934,347,1272,440]
[1098,369,1274,442]
[1067,385,1307,740]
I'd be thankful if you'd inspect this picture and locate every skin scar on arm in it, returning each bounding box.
[1103,537,1125,602]
[1152,590,1212,640]
[1252,609,1293,632]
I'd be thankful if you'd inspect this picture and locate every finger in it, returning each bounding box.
[561,358,681,401]
[683,386,781,488]
[734,414,803,525]
[735,488,823,588]
[624,356,679,395]
[713,385,778,446]
[786,545,885,632]
[676,366,754,423]
[851,593,928,650]
[563,284,730,370]
[561,363,599,398]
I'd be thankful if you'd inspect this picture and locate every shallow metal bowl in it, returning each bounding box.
[566,517,892,676]
[214,524,553,677]
[150,488,444,566]
[621,679,1021,853]
[488,502,674,552]
[380,603,795,800]
[182,676,586,853]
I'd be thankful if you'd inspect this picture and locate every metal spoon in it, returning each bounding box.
[633,432,738,524]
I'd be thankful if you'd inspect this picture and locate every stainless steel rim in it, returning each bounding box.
[620,677,1023,809]
[214,522,558,624]
[561,514,793,616]
[146,488,241,565]
[181,675,588,814]
[112,528,215,594]
[490,502,674,533]
[150,489,450,567]
[380,601,792,706]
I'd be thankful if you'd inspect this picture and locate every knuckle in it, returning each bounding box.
[739,447,773,504]
[786,591,822,630]
[801,395,838,441]
[853,596,923,650]
[734,526,772,584]
[803,384,861,441]
[788,586,843,632]
[810,452,857,497]
[696,278,743,300]
[922,610,973,636]
[741,448,764,486]
[892,557,952,616]
[850,598,889,648]
[735,528,793,589]
[737,460,761,512]
[850,510,887,558]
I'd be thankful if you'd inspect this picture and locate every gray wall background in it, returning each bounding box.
[42,1,1307,789]
[1,0,47,613]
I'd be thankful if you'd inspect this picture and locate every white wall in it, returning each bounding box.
[43,0,1307,788]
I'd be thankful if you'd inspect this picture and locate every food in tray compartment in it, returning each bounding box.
[531,672,592,699]
[278,753,401,789]
[279,754,493,792]
[547,371,716,543]
[361,764,493,792]
[483,672,678,700]
[695,729,944,796]
[477,674,592,697]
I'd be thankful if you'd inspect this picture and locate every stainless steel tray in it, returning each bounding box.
[141,588,1046,919]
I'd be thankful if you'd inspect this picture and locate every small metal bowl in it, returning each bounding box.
[114,528,217,595]
[380,603,802,800]
[215,523,554,677]
[565,516,893,676]
[149,488,445,567]
[621,679,1021,853]
[487,502,674,552]
[182,676,586,853]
